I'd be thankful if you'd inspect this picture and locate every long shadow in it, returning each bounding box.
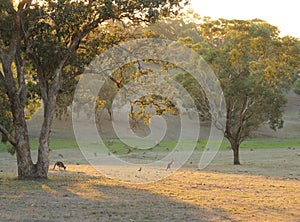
[0,171,232,222]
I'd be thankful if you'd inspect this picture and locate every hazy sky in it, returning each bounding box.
[189,0,300,38]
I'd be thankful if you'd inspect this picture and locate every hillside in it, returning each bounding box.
[27,90,300,140]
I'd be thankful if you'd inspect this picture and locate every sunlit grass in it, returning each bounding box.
[2,164,299,221]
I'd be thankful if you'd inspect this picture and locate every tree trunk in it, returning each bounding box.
[13,109,36,178]
[15,139,36,179]
[230,140,241,165]
[107,107,113,121]
[36,97,57,178]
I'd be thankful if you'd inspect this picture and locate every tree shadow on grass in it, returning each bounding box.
[0,169,232,222]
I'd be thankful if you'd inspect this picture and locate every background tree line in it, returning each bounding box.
[0,1,299,179]
[0,0,188,178]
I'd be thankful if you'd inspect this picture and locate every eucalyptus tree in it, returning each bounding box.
[0,0,189,178]
[200,19,299,164]
[175,18,300,164]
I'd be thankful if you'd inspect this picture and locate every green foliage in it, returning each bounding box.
[0,87,13,143]
[30,0,189,120]
[0,63,41,141]
[0,0,190,166]
[0,0,14,48]
[7,145,15,155]
[156,16,300,164]
[149,16,202,42]
[95,60,181,125]
[195,19,299,142]
[174,72,210,119]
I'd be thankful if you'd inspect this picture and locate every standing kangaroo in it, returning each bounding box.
[166,160,174,170]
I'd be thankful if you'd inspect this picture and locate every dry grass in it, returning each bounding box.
[141,170,300,221]
[1,163,299,222]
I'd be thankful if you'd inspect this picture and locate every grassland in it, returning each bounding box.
[0,161,299,221]
[1,90,299,221]
[0,139,299,221]
[2,136,300,154]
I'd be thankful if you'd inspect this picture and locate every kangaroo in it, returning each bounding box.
[166,160,174,170]
[58,153,64,158]
[53,161,66,170]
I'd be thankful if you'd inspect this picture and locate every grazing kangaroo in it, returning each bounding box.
[166,160,174,170]
[58,153,64,158]
[53,161,66,170]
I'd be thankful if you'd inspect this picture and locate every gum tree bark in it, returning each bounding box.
[0,1,36,178]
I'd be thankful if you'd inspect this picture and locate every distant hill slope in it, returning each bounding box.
[27,91,300,140]
[251,90,300,138]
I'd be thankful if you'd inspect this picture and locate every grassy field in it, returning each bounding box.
[0,161,299,222]
[0,138,79,154]
[1,91,299,221]
[1,138,300,221]
[1,137,300,154]
[0,85,300,222]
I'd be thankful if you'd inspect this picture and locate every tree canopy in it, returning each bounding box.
[175,18,300,164]
[0,1,299,177]
[0,0,189,178]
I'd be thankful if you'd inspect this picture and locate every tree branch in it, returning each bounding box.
[0,124,16,147]
[15,47,27,107]
[108,76,123,89]
[0,47,4,61]
[0,70,5,84]
[18,0,33,11]
[3,1,32,63]
[51,17,106,95]
[6,13,21,63]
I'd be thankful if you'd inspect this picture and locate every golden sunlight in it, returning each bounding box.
[189,0,300,38]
